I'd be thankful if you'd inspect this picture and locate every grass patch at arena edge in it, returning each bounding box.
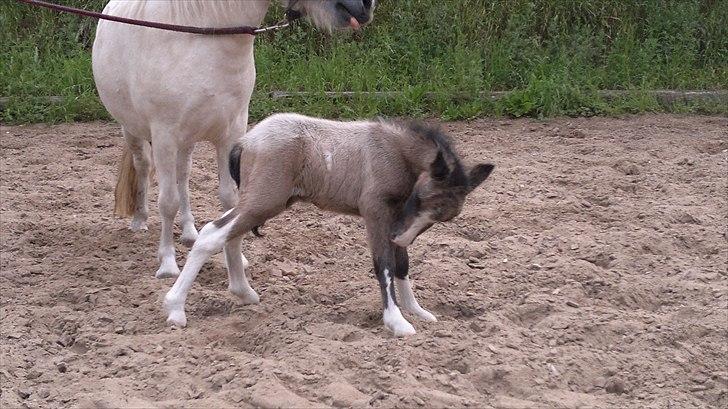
[1,0,726,124]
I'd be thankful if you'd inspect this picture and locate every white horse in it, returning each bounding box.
[92,0,375,278]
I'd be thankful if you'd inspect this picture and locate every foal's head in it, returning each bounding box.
[391,125,494,248]
[284,0,376,31]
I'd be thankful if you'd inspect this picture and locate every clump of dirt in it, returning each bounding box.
[1,114,726,408]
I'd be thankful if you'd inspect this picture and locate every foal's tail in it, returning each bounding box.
[228,142,243,189]
[114,145,138,217]
[228,142,264,237]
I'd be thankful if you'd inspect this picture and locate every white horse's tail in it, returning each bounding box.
[114,145,138,217]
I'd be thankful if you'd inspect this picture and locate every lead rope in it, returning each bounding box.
[15,0,301,35]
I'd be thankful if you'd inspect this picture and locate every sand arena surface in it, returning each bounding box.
[1,115,727,408]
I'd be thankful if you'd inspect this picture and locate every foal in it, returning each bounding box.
[164,114,494,336]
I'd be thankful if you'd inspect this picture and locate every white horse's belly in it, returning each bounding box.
[92,2,255,143]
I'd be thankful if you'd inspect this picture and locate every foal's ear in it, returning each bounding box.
[467,164,494,192]
[431,150,450,180]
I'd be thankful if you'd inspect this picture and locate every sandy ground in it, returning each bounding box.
[1,114,727,409]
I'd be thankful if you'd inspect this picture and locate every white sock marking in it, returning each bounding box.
[395,277,437,322]
[382,269,416,336]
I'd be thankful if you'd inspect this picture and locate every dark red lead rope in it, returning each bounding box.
[15,0,298,35]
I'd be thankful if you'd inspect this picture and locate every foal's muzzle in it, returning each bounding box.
[391,217,434,248]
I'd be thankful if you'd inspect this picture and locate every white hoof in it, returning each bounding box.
[130,218,148,232]
[387,320,416,337]
[180,227,198,248]
[164,295,187,327]
[229,287,260,305]
[166,309,187,327]
[155,262,180,279]
[411,307,438,322]
[383,309,416,337]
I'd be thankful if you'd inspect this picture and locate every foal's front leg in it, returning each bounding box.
[393,247,437,322]
[365,220,416,336]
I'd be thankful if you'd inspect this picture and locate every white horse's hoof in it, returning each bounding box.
[180,228,198,248]
[130,218,148,232]
[155,263,180,279]
[229,287,260,305]
[180,236,196,248]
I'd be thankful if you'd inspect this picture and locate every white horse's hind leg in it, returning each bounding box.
[152,137,181,279]
[224,236,259,304]
[242,254,249,269]
[164,215,238,326]
[177,145,198,247]
[125,130,151,231]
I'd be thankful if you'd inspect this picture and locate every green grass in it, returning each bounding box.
[1,0,726,124]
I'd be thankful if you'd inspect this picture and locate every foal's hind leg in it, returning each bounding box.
[216,137,244,271]
[221,168,293,305]
[177,144,198,247]
[124,130,151,231]
[165,208,264,327]
[164,210,241,327]
[152,135,181,279]
[224,235,258,304]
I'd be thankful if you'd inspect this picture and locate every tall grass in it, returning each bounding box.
[1,0,726,124]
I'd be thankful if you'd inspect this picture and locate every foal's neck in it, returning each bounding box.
[392,128,440,177]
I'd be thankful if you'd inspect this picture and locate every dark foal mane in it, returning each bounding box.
[404,121,468,187]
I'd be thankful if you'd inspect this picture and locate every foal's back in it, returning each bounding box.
[243,114,377,150]
[238,114,416,216]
